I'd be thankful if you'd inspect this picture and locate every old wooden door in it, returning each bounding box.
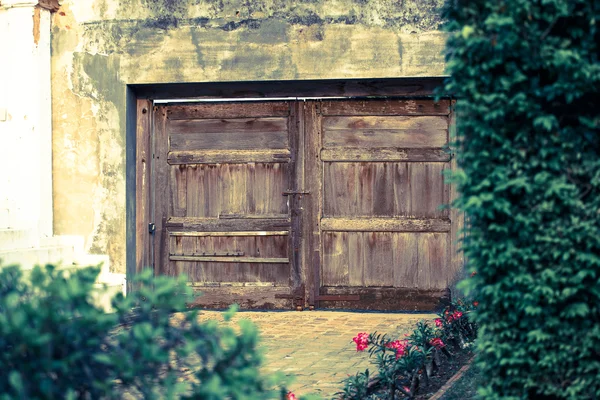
[152,101,302,309]
[307,99,454,310]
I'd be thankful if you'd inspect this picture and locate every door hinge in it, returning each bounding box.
[149,223,156,234]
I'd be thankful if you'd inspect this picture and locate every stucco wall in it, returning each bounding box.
[51,0,448,273]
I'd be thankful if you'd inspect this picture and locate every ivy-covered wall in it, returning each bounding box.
[51,0,448,273]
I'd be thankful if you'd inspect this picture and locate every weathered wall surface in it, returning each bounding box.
[51,0,447,273]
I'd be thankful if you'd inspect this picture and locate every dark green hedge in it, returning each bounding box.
[443,0,600,398]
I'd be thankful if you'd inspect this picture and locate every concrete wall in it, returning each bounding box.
[51,0,448,273]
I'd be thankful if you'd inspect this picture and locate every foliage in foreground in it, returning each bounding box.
[337,300,477,399]
[0,264,294,400]
[443,0,600,398]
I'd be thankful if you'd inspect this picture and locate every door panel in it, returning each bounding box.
[315,99,453,310]
[152,101,299,309]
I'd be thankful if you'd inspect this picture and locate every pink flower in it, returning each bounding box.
[403,386,411,394]
[453,311,463,319]
[353,332,370,352]
[286,392,297,400]
[473,301,479,307]
[471,271,477,277]
[385,339,409,359]
[430,338,445,349]
[435,318,443,327]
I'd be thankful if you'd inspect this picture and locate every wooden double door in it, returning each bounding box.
[148,98,457,310]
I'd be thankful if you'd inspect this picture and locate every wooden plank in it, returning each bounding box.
[320,148,451,162]
[348,232,364,286]
[169,231,289,237]
[169,256,289,263]
[135,99,152,285]
[184,165,202,217]
[321,217,450,232]
[303,101,322,306]
[170,165,187,217]
[409,163,447,218]
[322,116,447,149]
[166,102,291,120]
[205,164,221,218]
[256,234,290,285]
[372,163,394,216]
[417,233,448,289]
[153,106,170,277]
[322,232,349,286]
[186,285,292,309]
[393,162,411,216]
[168,150,291,164]
[170,129,288,151]
[317,286,450,311]
[321,99,451,116]
[363,232,394,286]
[253,163,289,215]
[323,162,358,216]
[166,217,291,231]
[393,233,419,288]
[169,117,288,134]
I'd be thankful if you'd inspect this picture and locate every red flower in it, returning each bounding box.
[430,338,445,349]
[286,392,297,400]
[353,332,369,351]
[435,318,443,327]
[473,301,479,307]
[385,339,409,359]
[453,311,463,319]
[471,271,477,277]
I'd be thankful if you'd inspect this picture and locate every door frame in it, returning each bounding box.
[126,77,461,306]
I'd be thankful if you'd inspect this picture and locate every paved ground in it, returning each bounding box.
[198,310,435,399]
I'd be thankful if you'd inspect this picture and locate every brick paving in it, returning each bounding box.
[197,310,435,398]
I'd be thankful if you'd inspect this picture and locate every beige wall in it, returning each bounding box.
[51,0,447,273]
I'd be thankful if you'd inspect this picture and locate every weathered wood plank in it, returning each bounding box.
[253,163,289,215]
[170,117,288,134]
[184,166,203,217]
[135,99,152,285]
[154,106,170,277]
[166,217,291,231]
[170,128,289,151]
[417,233,448,289]
[323,162,358,217]
[393,233,419,288]
[317,286,450,311]
[363,232,394,286]
[186,285,292,309]
[321,99,451,116]
[322,116,447,149]
[373,163,394,216]
[393,162,411,216]
[322,232,349,286]
[320,217,450,232]
[320,148,451,162]
[166,102,291,120]
[169,231,289,237]
[168,150,291,164]
[409,163,447,218]
[169,256,289,263]
[348,232,364,286]
[303,101,321,306]
[170,165,187,217]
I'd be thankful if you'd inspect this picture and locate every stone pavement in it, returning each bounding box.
[198,310,435,399]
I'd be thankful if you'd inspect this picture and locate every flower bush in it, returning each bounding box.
[338,300,478,400]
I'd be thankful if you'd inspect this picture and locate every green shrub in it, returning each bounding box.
[443,0,600,398]
[0,264,292,400]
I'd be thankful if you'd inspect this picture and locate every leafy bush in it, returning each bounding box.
[443,0,600,398]
[0,264,293,400]
[338,300,477,399]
